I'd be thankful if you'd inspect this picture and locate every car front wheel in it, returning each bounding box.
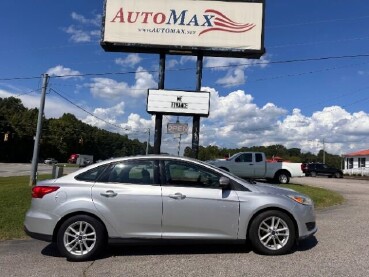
[57,215,106,261]
[249,210,296,255]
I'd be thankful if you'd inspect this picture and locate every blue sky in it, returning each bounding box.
[1,0,369,156]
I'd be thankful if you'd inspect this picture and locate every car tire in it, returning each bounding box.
[275,172,290,184]
[249,210,296,255]
[334,172,342,178]
[57,215,106,261]
[310,171,317,177]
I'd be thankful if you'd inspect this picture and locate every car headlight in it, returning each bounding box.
[287,195,313,206]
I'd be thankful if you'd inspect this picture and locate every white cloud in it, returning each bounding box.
[166,59,179,69]
[204,55,270,87]
[215,67,246,87]
[63,12,101,43]
[87,66,156,99]
[83,102,125,129]
[47,65,82,79]
[115,54,142,68]
[3,83,369,156]
[88,78,129,99]
[71,12,101,27]
[0,89,86,119]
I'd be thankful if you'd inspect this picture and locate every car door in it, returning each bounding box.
[232,153,254,177]
[253,153,266,177]
[91,159,162,238]
[161,160,240,240]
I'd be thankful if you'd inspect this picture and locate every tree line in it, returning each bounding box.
[1,96,343,168]
[0,97,148,163]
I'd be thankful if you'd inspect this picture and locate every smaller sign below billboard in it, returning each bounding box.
[167,123,189,134]
[147,89,210,117]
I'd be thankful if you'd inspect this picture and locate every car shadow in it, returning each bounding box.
[295,236,318,252]
[41,242,252,261]
[41,237,318,261]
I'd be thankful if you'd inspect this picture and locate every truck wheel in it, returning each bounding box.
[275,171,290,184]
[248,210,296,255]
[334,172,342,178]
[310,171,317,177]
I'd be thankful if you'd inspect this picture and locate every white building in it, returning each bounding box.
[343,149,369,176]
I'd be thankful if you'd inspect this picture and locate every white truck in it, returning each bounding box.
[207,152,304,184]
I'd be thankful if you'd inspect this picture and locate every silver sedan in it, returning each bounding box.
[24,155,317,261]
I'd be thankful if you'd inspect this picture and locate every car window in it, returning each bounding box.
[255,153,263,162]
[163,160,221,189]
[75,165,108,182]
[100,160,157,185]
[235,153,252,163]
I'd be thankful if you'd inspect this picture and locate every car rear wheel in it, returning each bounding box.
[57,215,106,261]
[249,210,296,255]
[310,171,317,177]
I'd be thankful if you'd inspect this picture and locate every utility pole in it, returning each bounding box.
[29,74,49,186]
[323,138,326,164]
[146,128,150,155]
[153,53,165,154]
[192,54,203,159]
[177,134,182,156]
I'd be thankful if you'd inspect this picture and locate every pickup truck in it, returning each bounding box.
[207,152,304,184]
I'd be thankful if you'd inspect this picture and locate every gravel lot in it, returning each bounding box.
[1,176,369,277]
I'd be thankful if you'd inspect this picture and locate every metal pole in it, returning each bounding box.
[192,54,203,159]
[178,134,182,156]
[146,128,150,155]
[153,53,165,154]
[29,74,49,186]
[323,138,326,164]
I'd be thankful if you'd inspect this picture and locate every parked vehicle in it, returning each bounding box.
[207,152,304,184]
[302,163,343,178]
[25,155,317,261]
[44,158,58,165]
[68,153,93,167]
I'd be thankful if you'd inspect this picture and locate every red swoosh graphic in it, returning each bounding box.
[199,9,256,36]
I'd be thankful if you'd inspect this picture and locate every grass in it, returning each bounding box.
[281,183,345,209]
[0,175,52,240]
[0,176,344,240]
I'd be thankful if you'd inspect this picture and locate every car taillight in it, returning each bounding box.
[32,186,60,198]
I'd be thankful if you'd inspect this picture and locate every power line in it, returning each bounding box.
[1,53,369,81]
[49,87,149,135]
[50,88,130,133]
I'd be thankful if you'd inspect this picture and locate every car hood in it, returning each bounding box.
[252,183,301,196]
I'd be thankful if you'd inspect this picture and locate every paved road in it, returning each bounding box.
[0,163,77,177]
[1,177,369,277]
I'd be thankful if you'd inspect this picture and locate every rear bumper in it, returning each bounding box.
[24,226,53,242]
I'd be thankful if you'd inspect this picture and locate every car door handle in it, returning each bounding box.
[169,193,186,200]
[100,190,118,198]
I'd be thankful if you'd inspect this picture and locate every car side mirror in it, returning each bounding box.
[219,176,230,189]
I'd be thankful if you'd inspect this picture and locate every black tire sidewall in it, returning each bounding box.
[276,172,290,184]
[56,215,106,261]
[249,210,296,255]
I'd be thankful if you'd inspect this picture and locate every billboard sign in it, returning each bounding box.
[167,123,189,134]
[147,89,210,116]
[101,0,265,58]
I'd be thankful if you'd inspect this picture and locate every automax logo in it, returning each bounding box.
[109,8,256,36]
